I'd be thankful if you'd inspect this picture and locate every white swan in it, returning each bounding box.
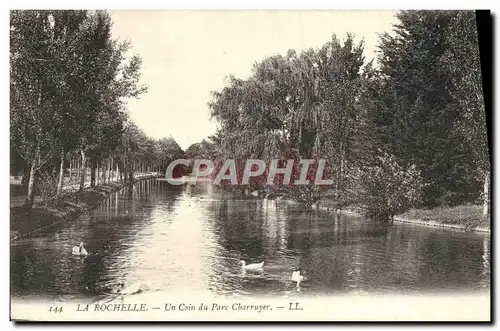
[291,270,305,288]
[121,281,142,295]
[72,242,88,256]
[115,281,146,295]
[240,260,264,271]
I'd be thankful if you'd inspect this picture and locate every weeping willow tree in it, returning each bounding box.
[207,12,489,223]
[208,34,368,202]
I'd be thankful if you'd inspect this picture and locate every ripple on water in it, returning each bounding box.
[10,180,491,299]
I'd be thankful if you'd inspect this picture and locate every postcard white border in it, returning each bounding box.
[2,1,498,330]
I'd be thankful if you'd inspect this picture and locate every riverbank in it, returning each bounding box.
[10,175,159,241]
[244,189,490,233]
[309,198,489,233]
[395,205,490,233]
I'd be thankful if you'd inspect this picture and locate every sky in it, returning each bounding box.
[109,10,400,150]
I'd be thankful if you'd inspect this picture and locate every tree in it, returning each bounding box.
[10,10,85,207]
[440,11,490,215]
[65,11,146,192]
[375,10,485,207]
[155,137,185,174]
[185,139,216,159]
[10,10,147,207]
[208,34,369,203]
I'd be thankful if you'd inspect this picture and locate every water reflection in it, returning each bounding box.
[11,179,490,301]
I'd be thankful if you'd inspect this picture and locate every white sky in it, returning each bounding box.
[109,10,400,150]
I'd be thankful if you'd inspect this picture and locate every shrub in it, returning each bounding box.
[357,152,424,222]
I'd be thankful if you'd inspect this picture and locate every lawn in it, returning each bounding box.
[397,204,490,231]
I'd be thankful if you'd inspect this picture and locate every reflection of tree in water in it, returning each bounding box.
[203,199,487,294]
[11,241,63,299]
[11,217,105,299]
[11,179,184,299]
[482,237,490,270]
[414,232,489,292]
[284,208,390,250]
[81,179,183,294]
[203,199,308,296]
[201,199,395,294]
[206,199,266,262]
[481,237,490,289]
[12,180,491,298]
[259,201,288,254]
[281,209,393,293]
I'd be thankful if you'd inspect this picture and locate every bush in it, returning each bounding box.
[357,152,424,222]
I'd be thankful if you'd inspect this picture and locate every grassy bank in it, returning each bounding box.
[11,182,129,241]
[311,197,489,233]
[395,205,490,232]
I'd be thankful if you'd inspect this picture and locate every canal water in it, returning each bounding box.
[11,179,490,302]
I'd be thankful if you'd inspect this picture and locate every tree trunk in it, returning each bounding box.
[77,156,80,184]
[56,148,65,196]
[483,171,490,216]
[107,158,111,183]
[102,159,107,184]
[79,150,87,192]
[21,164,31,186]
[90,157,96,188]
[339,140,344,196]
[128,165,133,183]
[24,86,44,206]
[120,161,123,182]
[127,157,134,197]
[24,161,37,208]
[104,158,108,183]
[108,157,113,183]
[115,162,119,183]
[131,159,135,182]
[97,160,100,186]
[69,155,72,183]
